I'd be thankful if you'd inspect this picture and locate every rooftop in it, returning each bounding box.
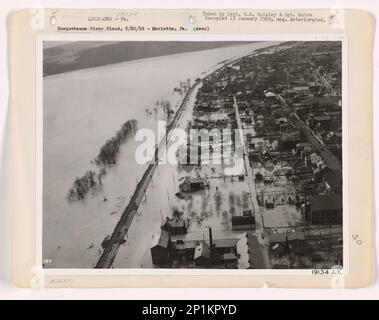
[310,194,342,211]
[287,230,306,242]
[194,241,211,260]
[151,230,170,249]
[268,232,286,243]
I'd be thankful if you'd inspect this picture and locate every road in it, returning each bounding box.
[233,95,271,268]
[308,59,337,96]
[277,94,342,175]
[295,115,342,175]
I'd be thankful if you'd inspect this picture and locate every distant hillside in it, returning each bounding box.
[43,41,255,76]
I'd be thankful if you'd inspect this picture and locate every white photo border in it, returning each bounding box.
[36,33,348,277]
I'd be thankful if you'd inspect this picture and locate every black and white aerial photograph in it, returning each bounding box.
[42,40,343,270]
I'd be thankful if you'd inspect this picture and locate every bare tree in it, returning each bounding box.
[214,188,223,213]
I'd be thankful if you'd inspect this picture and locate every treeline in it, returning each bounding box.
[66,170,103,201]
[66,119,137,201]
[173,78,192,94]
[95,119,137,166]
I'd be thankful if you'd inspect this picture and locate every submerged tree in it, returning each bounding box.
[67,119,137,202]
[66,170,100,201]
[160,100,173,118]
[172,207,182,218]
[187,197,194,216]
[201,193,210,218]
[214,188,223,213]
[95,119,137,166]
[242,192,250,210]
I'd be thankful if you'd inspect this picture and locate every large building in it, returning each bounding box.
[161,216,188,235]
[305,194,343,224]
[231,210,255,231]
[194,242,211,266]
[179,177,209,193]
[150,230,171,266]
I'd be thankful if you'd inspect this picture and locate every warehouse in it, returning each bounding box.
[307,194,343,224]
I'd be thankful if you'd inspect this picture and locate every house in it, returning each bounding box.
[268,232,287,257]
[308,152,327,178]
[268,232,287,246]
[222,252,238,268]
[323,170,342,193]
[280,128,301,143]
[306,194,343,224]
[313,115,332,124]
[275,117,288,125]
[309,152,323,165]
[282,90,298,98]
[150,230,171,266]
[161,216,188,235]
[194,242,211,266]
[307,114,332,130]
[309,84,324,95]
[287,230,306,255]
[313,115,332,128]
[296,142,312,152]
[231,210,255,231]
[179,177,209,193]
[294,166,314,179]
[312,163,328,181]
[292,86,309,94]
[270,104,281,112]
[223,252,238,263]
[264,91,277,103]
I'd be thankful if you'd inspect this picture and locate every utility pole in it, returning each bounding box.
[209,227,213,258]
[167,190,171,209]
[329,223,333,264]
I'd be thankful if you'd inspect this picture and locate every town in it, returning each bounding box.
[148,41,343,270]
[94,41,343,270]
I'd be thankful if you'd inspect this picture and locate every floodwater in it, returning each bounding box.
[43,42,278,268]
